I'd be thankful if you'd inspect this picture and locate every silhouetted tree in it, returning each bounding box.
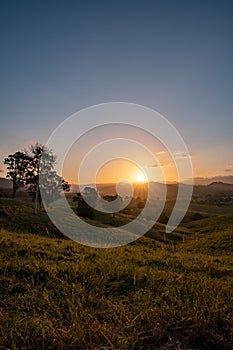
[73,187,97,219]
[82,187,98,207]
[4,151,30,198]
[25,144,49,214]
[25,143,70,214]
[62,179,71,193]
[102,194,122,218]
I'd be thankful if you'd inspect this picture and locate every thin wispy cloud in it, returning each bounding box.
[156,151,167,155]
[225,164,233,172]
[143,163,159,168]
[174,151,192,160]
[164,162,175,168]
[142,160,174,168]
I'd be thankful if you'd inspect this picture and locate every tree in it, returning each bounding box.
[4,151,30,198]
[25,143,70,214]
[102,194,123,218]
[40,172,71,206]
[25,144,48,214]
[73,192,95,219]
[62,179,71,193]
[82,187,98,207]
[73,187,97,219]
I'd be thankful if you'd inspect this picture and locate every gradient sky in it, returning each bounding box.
[0,0,233,183]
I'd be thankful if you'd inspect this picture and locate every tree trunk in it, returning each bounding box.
[12,180,16,199]
[34,184,39,215]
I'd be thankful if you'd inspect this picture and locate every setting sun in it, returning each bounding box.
[136,174,147,183]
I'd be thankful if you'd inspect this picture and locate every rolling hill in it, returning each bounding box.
[0,193,232,349]
[0,216,232,349]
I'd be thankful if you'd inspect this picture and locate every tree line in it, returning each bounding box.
[3,143,125,220]
[4,143,70,214]
[73,187,123,219]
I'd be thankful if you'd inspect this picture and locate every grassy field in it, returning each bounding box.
[0,196,233,349]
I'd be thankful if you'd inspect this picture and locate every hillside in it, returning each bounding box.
[184,214,233,235]
[0,198,64,237]
[207,181,233,191]
[0,196,232,349]
[70,181,233,203]
[0,226,232,350]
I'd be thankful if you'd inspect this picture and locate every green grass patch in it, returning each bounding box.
[0,228,232,349]
[0,197,233,349]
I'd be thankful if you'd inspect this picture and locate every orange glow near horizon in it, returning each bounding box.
[135,174,147,183]
[59,123,188,185]
[62,156,180,185]
[95,159,146,185]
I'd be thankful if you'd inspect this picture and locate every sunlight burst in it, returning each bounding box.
[136,174,147,183]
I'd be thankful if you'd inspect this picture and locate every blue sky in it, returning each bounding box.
[0,0,233,180]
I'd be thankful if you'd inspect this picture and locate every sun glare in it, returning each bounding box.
[136,174,147,183]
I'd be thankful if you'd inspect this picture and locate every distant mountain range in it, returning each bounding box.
[184,175,233,185]
[1,177,233,200]
[2,175,233,190]
[70,180,233,200]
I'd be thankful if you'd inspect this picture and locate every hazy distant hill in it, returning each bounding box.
[70,180,233,201]
[207,181,233,191]
[3,175,232,200]
[184,175,233,185]
[70,182,190,200]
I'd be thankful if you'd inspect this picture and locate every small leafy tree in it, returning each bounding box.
[40,172,71,206]
[82,187,98,207]
[62,179,71,193]
[102,194,123,218]
[73,187,97,219]
[4,151,30,198]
